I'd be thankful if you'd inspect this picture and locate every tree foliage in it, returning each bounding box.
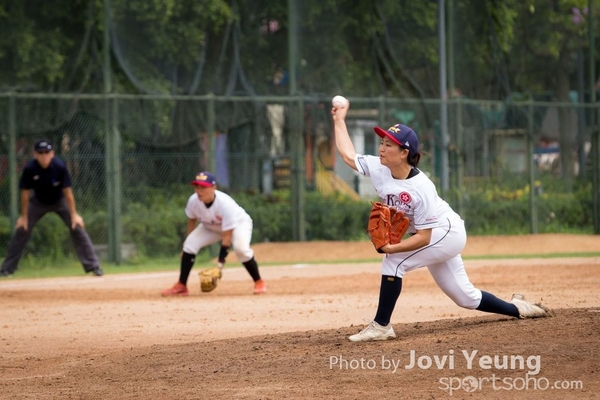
[0,0,598,100]
[0,0,93,91]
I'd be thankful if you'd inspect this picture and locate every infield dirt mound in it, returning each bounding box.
[0,235,599,399]
[48,309,600,399]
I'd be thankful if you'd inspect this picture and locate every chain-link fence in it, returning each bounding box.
[1,93,598,263]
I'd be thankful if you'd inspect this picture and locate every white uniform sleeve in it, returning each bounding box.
[354,154,379,176]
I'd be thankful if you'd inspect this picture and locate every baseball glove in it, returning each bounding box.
[367,202,391,251]
[199,267,222,293]
[367,202,410,251]
[389,208,410,244]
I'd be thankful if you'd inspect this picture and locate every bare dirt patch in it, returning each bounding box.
[0,234,599,399]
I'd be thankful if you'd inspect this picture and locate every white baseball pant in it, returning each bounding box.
[182,219,255,263]
[382,217,482,309]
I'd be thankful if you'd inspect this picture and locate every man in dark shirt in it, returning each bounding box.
[0,139,103,277]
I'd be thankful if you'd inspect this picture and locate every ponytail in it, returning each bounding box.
[408,152,421,168]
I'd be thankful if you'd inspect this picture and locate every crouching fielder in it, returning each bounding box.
[331,99,551,343]
[161,171,266,296]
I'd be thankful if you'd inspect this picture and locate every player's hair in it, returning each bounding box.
[408,152,421,167]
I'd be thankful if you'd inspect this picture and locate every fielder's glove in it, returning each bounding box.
[368,202,391,251]
[199,267,222,293]
[389,207,410,245]
[367,202,410,252]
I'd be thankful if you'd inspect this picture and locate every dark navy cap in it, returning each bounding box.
[34,139,53,152]
[190,171,217,187]
[374,124,419,156]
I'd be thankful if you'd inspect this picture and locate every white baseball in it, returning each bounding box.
[331,95,349,108]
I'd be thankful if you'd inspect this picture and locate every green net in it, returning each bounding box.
[0,0,599,264]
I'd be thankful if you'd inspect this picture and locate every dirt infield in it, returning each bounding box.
[0,234,599,399]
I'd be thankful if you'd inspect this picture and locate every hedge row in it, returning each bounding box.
[0,181,593,262]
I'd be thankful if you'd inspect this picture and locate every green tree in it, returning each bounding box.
[507,0,597,181]
[0,0,93,91]
[107,0,232,94]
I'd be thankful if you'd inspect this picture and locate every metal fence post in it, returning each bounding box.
[104,95,112,261]
[103,0,121,263]
[8,94,18,232]
[528,99,538,234]
[207,94,216,173]
[290,96,306,241]
[105,95,121,263]
[438,0,450,196]
[456,97,464,217]
[593,105,599,234]
[590,0,599,234]
[112,97,122,264]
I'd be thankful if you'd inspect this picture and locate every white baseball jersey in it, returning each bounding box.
[356,154,460,234]
[182,190,255,262]
[355,154,482,309]
[185,190,251,232]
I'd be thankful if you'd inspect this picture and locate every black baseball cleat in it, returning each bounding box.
[0,270,13,277]
[90,266,104,276]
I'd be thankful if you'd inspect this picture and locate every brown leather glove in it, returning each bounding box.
[199,267,222,292]
[389,208,410,244]
[367,202,391,251]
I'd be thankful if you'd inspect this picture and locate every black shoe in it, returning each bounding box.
[0,270,13,277]
[91,267,104,276]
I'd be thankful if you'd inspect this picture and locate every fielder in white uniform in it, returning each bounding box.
[331,100,550,342]
[161,171,266,296]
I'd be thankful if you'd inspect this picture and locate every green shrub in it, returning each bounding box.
[462,179,593,235]
[305,192,370,240]
[235,190,371,242]
[0,178,594,262]
[22,213,72,262]
[0,215,11,255]
[122,202,185,257]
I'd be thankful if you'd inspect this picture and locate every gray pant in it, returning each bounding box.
[1,196,100,274]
